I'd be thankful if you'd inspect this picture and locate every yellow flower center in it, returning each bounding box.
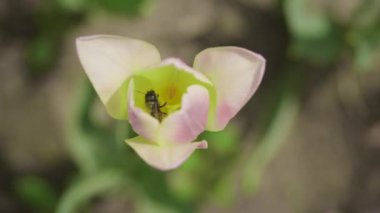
[130,64,211,121]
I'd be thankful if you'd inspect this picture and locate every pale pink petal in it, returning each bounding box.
[126,136,208,170]
[127,80,160,142]
[158,85,209,145]
[76,35,161,119]
[196,141,208,149]
[193,47,266,131]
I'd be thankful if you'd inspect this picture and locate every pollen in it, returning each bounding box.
[166,84,177,101]
[162,84,181,113]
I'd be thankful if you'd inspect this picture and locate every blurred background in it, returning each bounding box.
[0,0,379,212]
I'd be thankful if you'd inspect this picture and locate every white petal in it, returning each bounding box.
[126,136,208,170]
[193,47,266,131]
[76,35,161,119]
[127,80,160,142]
[158,85,209,145]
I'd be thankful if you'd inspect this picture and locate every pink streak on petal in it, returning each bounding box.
[126,137,208,171]
[159,85,209,145]
[196,141,208,149]
[193,46,266,131]
[216,101,234,128]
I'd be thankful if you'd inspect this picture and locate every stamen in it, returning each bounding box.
[167,85,177,100]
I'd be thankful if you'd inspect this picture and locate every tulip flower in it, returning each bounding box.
[76,35,265,170]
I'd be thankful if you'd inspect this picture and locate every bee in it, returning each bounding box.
[145,90,167,122]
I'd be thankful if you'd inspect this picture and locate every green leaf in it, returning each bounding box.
[56,170,127,213]
[242,92,300,193]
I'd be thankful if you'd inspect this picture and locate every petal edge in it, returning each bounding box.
[158,85,209,145]
[194,46,266,131]
[126,137,208,170]
[76,35,161,119]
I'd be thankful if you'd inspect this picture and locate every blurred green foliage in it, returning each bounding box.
[26,1,83,77]
[14,176,58,213]
[285,0,380,67]
[349,0,380,71]
[284,0,344,63]
[27,0,148,78]
[16,0,379,212]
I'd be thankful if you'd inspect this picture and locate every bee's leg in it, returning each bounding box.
[160,102,167,108]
